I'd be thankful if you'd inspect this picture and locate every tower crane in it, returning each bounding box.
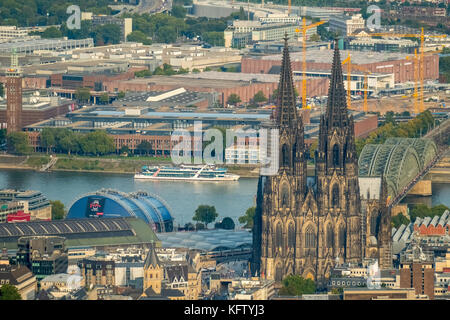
[295,18,326,109]
[351,29,446,113]
[342,53,371,113]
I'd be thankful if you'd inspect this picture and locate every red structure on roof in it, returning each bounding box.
[7,210,31,223]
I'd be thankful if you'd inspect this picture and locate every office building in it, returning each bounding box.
[78,257,115,288]
[0,189,51,221]
[5,50,22,133]
[16,236,68,281]
[329,14,365,37]
[91,15,132,42]
[399,242,435,299]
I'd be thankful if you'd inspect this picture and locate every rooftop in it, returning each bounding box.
[253,48,413,64]
[157,229,252,252]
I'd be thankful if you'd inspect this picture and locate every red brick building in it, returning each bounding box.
[241,52,439,84]
[104,76,330,107]
[400,262,435,299]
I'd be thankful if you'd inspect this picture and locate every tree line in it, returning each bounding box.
[392,203,449,228]
[6,128,115,156]
[31,8,248,46]
[354,110,436,156]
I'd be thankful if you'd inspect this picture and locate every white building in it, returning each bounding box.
[329,14,365,37]
[0,26,32,41]
[225,146,260,164]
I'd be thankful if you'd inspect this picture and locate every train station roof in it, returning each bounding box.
[157,229,252,253]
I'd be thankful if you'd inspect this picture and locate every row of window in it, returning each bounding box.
[273,224,347,249]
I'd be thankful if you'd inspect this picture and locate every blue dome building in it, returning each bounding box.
[67,189,173,232]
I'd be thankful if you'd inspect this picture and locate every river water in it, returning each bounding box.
[0,169,258,226]
[0,169,448,226]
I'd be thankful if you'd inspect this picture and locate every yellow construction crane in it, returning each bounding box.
[405,47,443,114]
[342,54,371,113]
[295,18,326,109]
[351,29,446,113]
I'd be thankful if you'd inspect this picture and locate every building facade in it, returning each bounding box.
[16,236,68,281]
[5,50,22,133]
[78,258,115,288]
[0,264,37,300]
[251,37,390,286]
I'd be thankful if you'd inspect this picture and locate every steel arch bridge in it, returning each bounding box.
[358,138,438,198]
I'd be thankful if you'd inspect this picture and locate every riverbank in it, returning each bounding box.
[0,154,262,178]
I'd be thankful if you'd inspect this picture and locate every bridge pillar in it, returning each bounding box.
[407,179,432,196]
[391,204,409,218]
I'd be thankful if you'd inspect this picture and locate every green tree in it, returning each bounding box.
[86,131,115,155]
[136,140,152,155]
[118,91,126,99]
[99,93,109,104]
[93,24,121,46]
[216,217,235,230]
[40,128,56,153]
[253,91,267,104]
[157,25,177,44]
[193,205,218,229]
[120,145,130,155]
[385,111,396,125]
[431,204,450,217]
[391,213,410,228]
[50,200,65,220]
[75,87,91,103]
[239,207,255,229]
[279,275,316,296]
[227,93,241,106]
[184,222,195,231]
[58,131,80,155]
[7,132,31,155]
[203,31,224,46]
[171,5,187,18]
[40,26,62,38]
[195,222,205,230]
[0,284,21,300]
[127,30,152,45]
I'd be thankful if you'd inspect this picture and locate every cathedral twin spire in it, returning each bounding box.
[276,34,298,128]
[325,41,350,129]
[276,37,350,130]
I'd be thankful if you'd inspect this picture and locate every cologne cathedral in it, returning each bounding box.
[251,36,392,286]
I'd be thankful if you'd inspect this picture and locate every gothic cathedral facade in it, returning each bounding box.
[252,37,391,286]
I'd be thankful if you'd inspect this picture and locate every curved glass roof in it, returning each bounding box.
[67,189,173,228]
[157,229,252,252]
[358,138,437,198]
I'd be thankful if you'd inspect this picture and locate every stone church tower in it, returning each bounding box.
[252,37,364,286]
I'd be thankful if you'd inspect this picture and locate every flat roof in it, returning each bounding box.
[253,48,411,64]
[122,75,260,89]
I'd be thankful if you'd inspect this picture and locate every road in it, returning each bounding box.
[112,0,171,15]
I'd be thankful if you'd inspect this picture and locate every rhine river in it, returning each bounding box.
[0,169,448,226]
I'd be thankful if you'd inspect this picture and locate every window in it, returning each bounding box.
[333,144,340,166]
[332,184,339,207]
[338,226,346,248]
[282,144,289,167]
[275,223,283,252]
[326,224,334,248]
[288,223,295,249]
[281,184,289,207]
[305,225,316,248]
[370,210,381,237]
